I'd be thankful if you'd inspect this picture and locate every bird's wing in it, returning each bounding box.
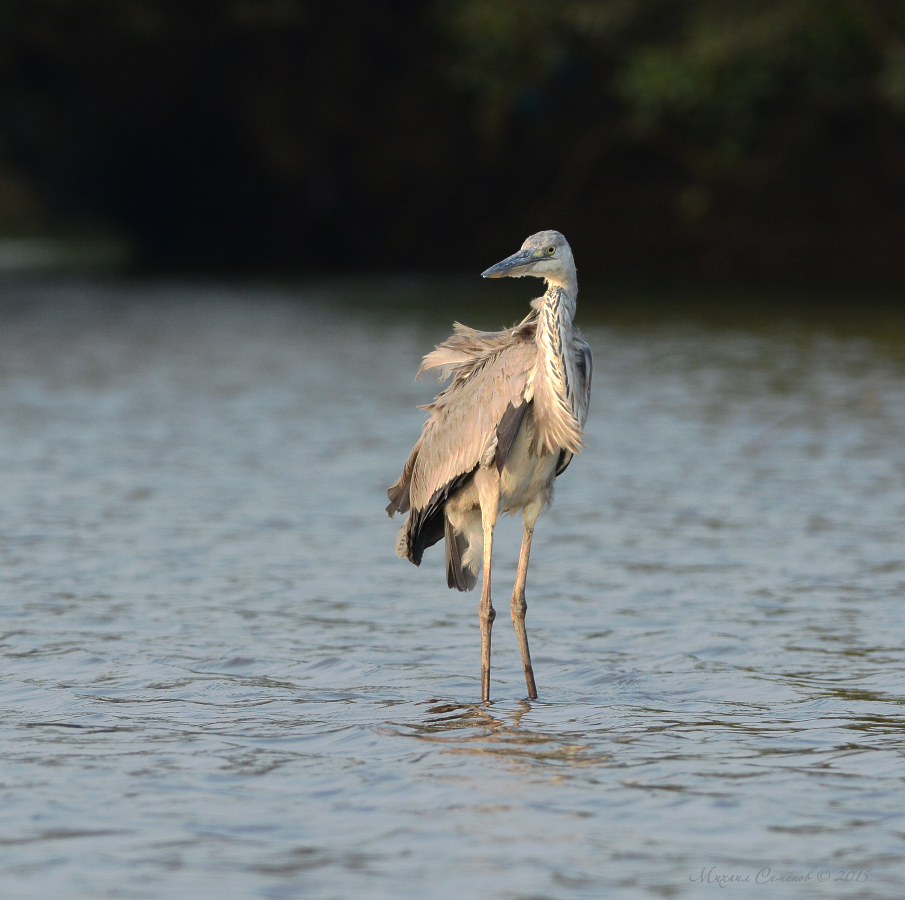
[573,331,593,428]
[388,332,538,564]
[418,318,537,381]
[410,336,538,512]
[554,332,593,477]
[387,320,537,517]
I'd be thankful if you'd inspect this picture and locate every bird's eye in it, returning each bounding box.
[547,246,556,255]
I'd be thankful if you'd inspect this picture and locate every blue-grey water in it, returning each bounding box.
[1,278,904,899]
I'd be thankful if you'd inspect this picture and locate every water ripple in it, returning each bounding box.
[0,282,903,898]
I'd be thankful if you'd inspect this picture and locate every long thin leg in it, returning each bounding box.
[475,468,500,703]
[479,515,496,702]
[511,522,538,699]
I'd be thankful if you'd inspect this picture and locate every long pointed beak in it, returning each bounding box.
[481,248,536,278]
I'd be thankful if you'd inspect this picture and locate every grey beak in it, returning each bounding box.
[481,248,536,278]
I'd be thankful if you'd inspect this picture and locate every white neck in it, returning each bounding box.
[528,279,584,454]
[537,282,577,404]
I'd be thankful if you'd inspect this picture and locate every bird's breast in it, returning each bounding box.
[498,409,559,513]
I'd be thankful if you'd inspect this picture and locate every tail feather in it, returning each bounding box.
[444,514,479,592]
[395,519,411,560]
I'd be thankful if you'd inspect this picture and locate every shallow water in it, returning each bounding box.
[1,278,904,899]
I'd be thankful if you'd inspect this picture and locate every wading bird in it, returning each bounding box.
[386,231,592,702]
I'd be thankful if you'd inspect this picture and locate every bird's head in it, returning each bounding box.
[481,230,576,289]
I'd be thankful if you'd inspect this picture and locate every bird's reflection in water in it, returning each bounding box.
[385,700,608,767]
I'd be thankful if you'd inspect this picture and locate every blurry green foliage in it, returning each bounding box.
[3,0,905,279]
[441,0,905,177]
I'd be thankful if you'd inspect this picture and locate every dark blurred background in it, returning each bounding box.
[4,0,905,281]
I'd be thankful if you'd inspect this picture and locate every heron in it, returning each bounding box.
[386,230,592,702]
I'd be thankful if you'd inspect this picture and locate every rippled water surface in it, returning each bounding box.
[1,279,904,899]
